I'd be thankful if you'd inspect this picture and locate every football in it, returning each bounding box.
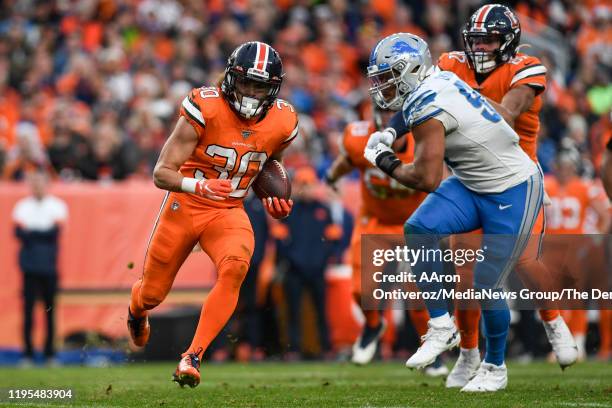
[252,159,292,200]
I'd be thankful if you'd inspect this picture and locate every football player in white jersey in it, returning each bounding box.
[364,33,543,392]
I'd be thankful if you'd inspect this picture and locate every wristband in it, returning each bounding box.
[181,177,198,193]
[375,151,401,177]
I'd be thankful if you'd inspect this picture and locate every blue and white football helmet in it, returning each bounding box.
[367,33,433,111]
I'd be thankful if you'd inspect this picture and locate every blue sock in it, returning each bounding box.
[405,222,447,317]
[481,307,510,366]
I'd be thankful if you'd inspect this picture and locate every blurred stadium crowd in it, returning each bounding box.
[0,0,610,182]
[1,0,611,363]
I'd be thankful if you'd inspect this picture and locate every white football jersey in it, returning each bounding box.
[402,70,538,193]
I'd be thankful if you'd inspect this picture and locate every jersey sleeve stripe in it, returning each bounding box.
[511,73,547,87]
[523,82,545,90]
[405,90,437,116]
[511,66,547,85]
[182,96,205,127]
[281,124,299,144]
[412,108,443,127]
[514,64,545,75]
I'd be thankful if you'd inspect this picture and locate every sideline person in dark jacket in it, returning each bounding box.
[276,167,342,357]
[12,169,68,365]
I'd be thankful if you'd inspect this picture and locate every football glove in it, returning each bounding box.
[195,179,233,201]
[366,128,397,149]
[263,197,293,219]
[364,143,402,177]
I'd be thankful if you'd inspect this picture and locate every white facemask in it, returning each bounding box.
[471,51,498,74]
[233,95,263,119]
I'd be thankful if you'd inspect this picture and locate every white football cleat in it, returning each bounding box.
[351,319,387,365]
[406,319,460,369]
[543,316,578,369]
[446,348,481,388]
[460,362,507,392]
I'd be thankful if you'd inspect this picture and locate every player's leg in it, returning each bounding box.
[598,310,612,361]
[404,176,481,369]
[350,219,387,364]
[515,210,577,368]
[175,206,254,387]
[128,192,197,347]
[447,235,481,387]
[565,310,588,361]
[454,259,481,346]
[462,172,543,392]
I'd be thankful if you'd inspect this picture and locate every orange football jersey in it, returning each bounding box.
[179,86,299,208]
[438,52,546,161]
[342,121,427,225]
[545,175,599,234]
[582,179,610,233]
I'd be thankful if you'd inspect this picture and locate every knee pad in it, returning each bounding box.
[217,257,250,290]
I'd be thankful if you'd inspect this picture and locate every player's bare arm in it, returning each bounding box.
[365,119,445,193]
[153,117,200,192]
[153,117,232,199]
[325,154,354,187]
[486,85,535,127]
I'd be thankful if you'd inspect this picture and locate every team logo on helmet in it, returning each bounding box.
[367,33,433,111]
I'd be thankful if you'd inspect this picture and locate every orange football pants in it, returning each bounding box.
[130,191,254,356]
[350,216,429,337]
[452,209,560,349]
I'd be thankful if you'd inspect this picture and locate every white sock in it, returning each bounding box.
[430,313,453,328]
[544,315,563,326]
[575,334,586,358]
[461,347,479,356]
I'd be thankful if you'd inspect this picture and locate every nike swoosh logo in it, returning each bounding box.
[499,204,512,210]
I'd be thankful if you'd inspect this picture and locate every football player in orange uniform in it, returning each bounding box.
[545,152,611,361]
[437,4,577,387]
[126,42,298,388]
[326,107,435,370]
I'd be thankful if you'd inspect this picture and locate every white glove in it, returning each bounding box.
[366,128,396,149]
[364,142,394,167]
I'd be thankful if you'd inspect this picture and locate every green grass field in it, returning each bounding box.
[0,361,610,407]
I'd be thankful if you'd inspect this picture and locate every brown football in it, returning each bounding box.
[252,160,292,200]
